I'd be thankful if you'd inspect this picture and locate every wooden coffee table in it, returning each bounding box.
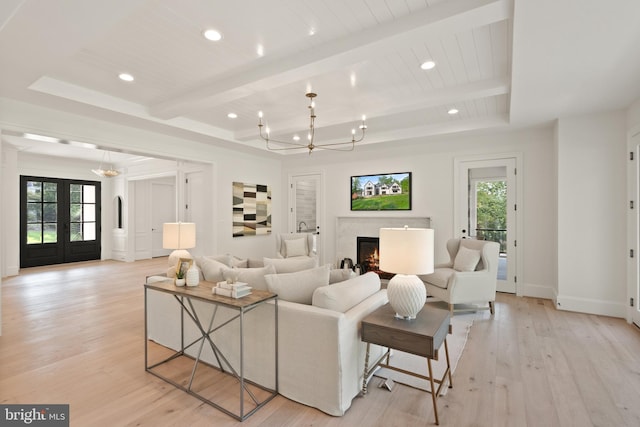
[361,303,452,425]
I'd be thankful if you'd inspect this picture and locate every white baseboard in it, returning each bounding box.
[519,282,556,300]
[518,284,627,319]
[556,294,627,318]
[4,265,19,277]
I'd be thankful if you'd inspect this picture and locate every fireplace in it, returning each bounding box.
[357,236,394,279]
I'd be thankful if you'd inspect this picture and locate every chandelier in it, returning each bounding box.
[257,92,367,154]
[91,151,120,178]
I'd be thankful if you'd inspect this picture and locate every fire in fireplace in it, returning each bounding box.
[357,236,394,279]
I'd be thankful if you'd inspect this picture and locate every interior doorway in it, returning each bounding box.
[456,156,519,294]
[151,180,176,257]
[289,172,323,262]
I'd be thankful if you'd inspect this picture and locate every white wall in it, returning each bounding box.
[556,110,627,317]
[0,131,3,334]
[282,127,557,299]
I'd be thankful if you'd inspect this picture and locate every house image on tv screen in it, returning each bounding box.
[362,181,402,197]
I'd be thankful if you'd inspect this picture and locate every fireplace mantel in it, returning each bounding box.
[335,216,431,266]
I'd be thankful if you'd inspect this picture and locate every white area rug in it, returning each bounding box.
[374,311,474,395]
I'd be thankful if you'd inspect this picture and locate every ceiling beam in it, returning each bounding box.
[149,0,511,120]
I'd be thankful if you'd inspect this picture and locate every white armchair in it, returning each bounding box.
[275,233,316,259]
[420,238,500,315]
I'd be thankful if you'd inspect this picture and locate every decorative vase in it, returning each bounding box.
[175,278,186,287]
[186,264,200,287]
[386,274,426,319]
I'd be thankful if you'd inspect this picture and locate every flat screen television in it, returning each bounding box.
[350,172,411,211]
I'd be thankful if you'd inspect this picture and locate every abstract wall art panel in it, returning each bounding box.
[233,181,272,237]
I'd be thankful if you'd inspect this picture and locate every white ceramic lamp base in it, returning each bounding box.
[168,249,192,269]
[387,274,426,320]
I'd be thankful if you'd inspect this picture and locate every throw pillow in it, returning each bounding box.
[312,272,381,313]
[219,264,276,291]
[264,264,330,304]
[329,268,353,284]
[284,237,307,257]
[453,246,481,272]
[263,256,318,274]
[197,257,228,283]
[248,258,264,268]
[231,256,248,268]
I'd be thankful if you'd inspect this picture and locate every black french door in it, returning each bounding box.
[20,176,101,268]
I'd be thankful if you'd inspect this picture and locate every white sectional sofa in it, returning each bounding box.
[146,256,388,416]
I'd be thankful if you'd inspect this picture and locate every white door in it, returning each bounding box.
[290,173,323,262]
[456,157,518,294]
[630,132,640,327]
[185,170,207,255]
[151,180,176,257]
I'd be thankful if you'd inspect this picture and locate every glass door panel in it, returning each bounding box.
[21,176,101,268]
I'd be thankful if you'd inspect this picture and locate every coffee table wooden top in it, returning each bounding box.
[361,303,450,360]
[145,279,277,309]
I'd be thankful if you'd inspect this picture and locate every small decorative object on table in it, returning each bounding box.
[186,263,200,287]
[223,268,240,284]
[175,269,186,287]
[214,281,252,298]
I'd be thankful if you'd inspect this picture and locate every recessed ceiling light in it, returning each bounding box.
[420,61,436,70]
[227,112,237,119]
[448,108,459,115]
[118,73,134,82]
[203,29,222,41]
[257,44,264,57]
[309,27,316,36]
[292,135,300,141]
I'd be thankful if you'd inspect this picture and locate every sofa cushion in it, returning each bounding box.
[329,268,353,284]
[197,256,228,283]
[453,246,481,272]
[198,254,233,266]
[421,268,455,289]
[312,272,381,313]
[263,256,318,273]
[284,238,307,257]
[265,264,330,304]
[220,264,276,291]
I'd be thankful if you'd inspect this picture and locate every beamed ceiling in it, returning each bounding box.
[1,0,640,160]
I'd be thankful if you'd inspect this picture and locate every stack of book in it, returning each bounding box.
[214,281,252,298]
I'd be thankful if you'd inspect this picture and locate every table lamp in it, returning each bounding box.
[163,222,196,270]
[379,226,434,319]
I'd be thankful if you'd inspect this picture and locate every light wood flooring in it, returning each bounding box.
[1,258,640,426]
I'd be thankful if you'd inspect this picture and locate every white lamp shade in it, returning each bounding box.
[380,227,434,319]
[162,222,196,250]
[379,227,434,275]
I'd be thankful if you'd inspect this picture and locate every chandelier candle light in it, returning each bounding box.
[379,226,434,320]
[257,92,367,154]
